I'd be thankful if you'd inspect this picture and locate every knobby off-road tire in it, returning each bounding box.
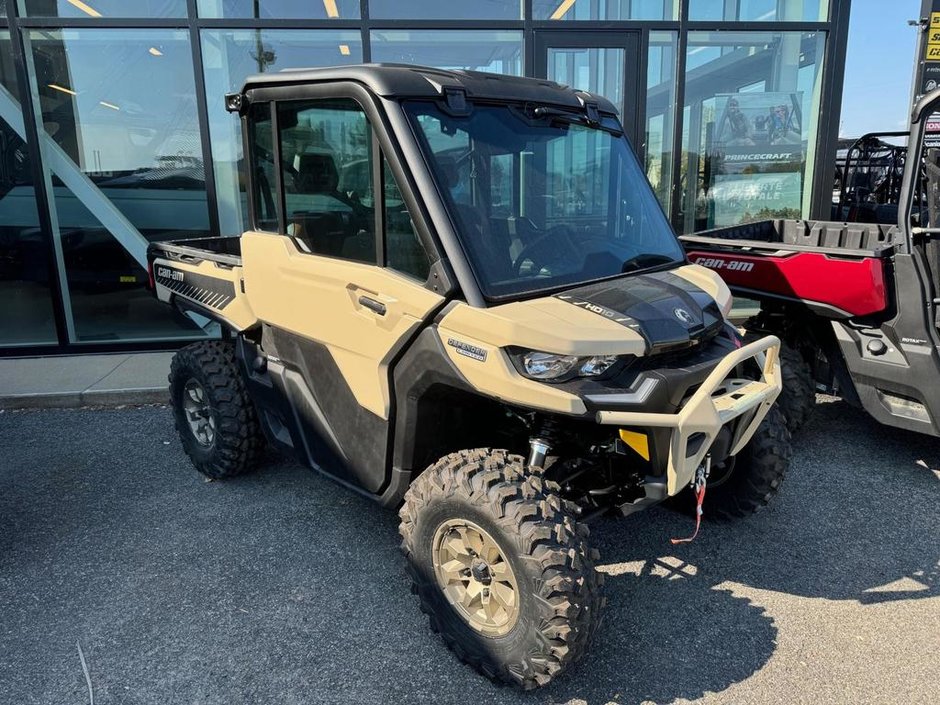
[775,342,816,433]
[399,449,604,689]
[745,333,816,433]
[701,405,792,520]
[169,340,265,479]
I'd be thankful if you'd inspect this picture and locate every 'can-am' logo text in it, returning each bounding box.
[693,257,755,273]
[156,266,184,282]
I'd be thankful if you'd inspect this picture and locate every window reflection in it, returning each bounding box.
[29,28,213,342]
[370,31,523,76]
[201,29,362,236]
[196,0,359,19]
[0,31,58,346]
[679,31,825,233]
[369,0,520,19]
[688,0,826,22]
[646,31,678,214]
[19,0,187,17]
[533,0,678,20]
[547,46,625,114]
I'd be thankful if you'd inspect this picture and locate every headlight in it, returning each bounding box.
[579,354,618,376]
[518,351,622,381]
[522,352,580,380]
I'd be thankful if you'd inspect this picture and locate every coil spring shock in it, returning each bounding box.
[527,416,561,468]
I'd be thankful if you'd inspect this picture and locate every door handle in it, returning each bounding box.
[358,295,387,316]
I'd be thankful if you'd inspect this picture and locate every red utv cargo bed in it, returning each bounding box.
[680,220,895,319]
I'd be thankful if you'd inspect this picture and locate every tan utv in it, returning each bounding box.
[148,64,790,690]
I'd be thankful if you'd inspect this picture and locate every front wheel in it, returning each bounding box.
[399,449,604,689]
[701,405,792,520]
[744,332,816,433]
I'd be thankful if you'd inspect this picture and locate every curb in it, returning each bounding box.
[0,387,169,410]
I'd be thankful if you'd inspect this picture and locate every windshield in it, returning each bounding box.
[405,101,685,299]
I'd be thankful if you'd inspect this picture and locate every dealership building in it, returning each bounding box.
[0,0,849,353]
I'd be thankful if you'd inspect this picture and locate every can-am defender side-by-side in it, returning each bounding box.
[148,65,790,690]
[683,88,940,438]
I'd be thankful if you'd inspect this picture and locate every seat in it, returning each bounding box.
[288,151,375,260]
[293,151,340,195]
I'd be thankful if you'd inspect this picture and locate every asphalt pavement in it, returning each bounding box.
[1,398,938,705]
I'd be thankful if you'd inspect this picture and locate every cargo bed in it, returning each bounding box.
[680,219,895,319]
[147,236,257,331]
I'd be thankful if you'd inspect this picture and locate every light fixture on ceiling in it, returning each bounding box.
[339,44,351,56]
[322,0,339,19]
[66,0,102,18]
[149,47,163,56]
[99,101,120,111]
[550,0,577,20]
[48,83,77,96]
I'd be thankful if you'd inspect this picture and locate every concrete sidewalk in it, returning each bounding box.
[0,352,172,409]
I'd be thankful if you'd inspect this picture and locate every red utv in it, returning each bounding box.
[682,90,940,438]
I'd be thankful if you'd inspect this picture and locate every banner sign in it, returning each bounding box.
[711,92,803,156]
[707,92,805,227]
[711,172,803,227]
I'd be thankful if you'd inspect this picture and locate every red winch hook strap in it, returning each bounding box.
[670,460,709,545]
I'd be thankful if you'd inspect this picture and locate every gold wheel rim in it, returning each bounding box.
[431,519,520,637]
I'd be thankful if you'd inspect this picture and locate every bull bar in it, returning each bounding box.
[595,336,782,495]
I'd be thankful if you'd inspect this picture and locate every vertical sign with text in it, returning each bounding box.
[919,1,940,94]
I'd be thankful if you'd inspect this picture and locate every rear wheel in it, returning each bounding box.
[169,340,265,479]
[702,405,791,520]
[399,449,603,689]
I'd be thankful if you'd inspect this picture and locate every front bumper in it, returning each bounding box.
[594,336,782,495]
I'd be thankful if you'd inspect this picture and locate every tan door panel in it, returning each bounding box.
[241,231,444,419]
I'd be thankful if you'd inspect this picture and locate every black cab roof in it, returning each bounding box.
[228,63,618,116]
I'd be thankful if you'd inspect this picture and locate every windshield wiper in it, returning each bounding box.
[531,106,623,136]
[621,253,677,273]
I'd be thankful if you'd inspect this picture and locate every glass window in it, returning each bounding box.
[201,29,363,236]
[533,0,679,20]
[279,98,376,264]
[28,28,213,343]
[0,31,58,346]
[197,0,359,18]
[19,0,187,17]
[688,0,826,22]
[547,46,625,115]
[679,31,825,233]
[248,103,278,232]
[384,161,430,280]
[370,31,523,76]
[370,0,520,20]
[407,102,684,299]
[646,31,678,213]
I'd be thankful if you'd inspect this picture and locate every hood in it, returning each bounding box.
[555,270,725,354]
[437,266,726,359]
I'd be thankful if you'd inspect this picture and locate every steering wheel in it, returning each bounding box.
[511,226,580,277]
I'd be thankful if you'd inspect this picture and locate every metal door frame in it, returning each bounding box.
[532,30,646,153]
